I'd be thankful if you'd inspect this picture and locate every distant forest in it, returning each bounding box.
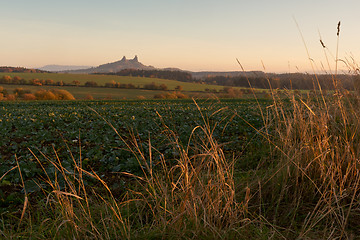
[103,69,357,91]
[0,67,47,73]
[100,69,193,82]
[202,73,356,91]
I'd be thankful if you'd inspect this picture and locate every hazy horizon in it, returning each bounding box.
[1,0,360,73]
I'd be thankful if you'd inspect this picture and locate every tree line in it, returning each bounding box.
[202,73,356,90]
[101,69,358,91]
[0,66,47,73]
[0,86,75,101]
[100,69,193,82]
[0,75,70,86]
[0,75,180,92]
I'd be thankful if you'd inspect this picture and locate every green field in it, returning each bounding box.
[0,72,225,91]
[0,99,266,176]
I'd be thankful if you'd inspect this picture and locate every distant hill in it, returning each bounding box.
[38,65,93,72]
[65,56,156,74]
[0,66,47,73]
[37,56,265,79]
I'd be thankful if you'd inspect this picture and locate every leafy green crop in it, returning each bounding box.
[0,99,271,195]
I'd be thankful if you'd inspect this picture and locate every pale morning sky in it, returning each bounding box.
[1,0,359,73]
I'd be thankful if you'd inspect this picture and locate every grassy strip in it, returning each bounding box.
[0,72,225,92]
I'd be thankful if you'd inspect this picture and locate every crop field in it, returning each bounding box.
[0,72,225,91]
[0,99,273,238]
[0,99,267,192]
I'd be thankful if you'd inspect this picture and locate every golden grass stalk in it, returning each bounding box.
[27,142,130,239]
[93,99,246,237]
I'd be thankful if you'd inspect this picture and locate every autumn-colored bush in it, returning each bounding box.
[84,81,98,87]
[22,93,37,100]
[45,79,54,85]
[29,78,43,86]
[85,94,94,100]
[0,93,3,101]
[51,89,75,100]
[13,88,31,98]
[175,85,183,91]
[221,87,243,98]
[144,82,169,90]
[34,89,75,100]
[136,95,146,100]
[153,93,165,99]
[12,76,23,84]
[0,75,11,84]
[34,90,56,100]
[153,91,189,99]
[6,94,16,101]
[174,91,188,99]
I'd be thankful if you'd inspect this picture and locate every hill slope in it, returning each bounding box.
[38,65,93,72]
[65,56,155,74]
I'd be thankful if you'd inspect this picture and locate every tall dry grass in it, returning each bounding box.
[243,22,360,239]
[93,102,250,238]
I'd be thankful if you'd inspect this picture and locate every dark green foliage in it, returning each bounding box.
[0,99,269,192]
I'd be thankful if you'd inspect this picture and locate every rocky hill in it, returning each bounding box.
[64,56,155,74]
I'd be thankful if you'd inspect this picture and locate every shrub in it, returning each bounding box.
[136,95,146,100]
[0,75,11,84]
[154,93,165,99]
[22,93,36,100]
[29,79,42,86]
[13,88,31,97]
[174,91,188,99]
[72,80,81,86]
[154,92,189,99]
[6,94,15,101]
[51,89,75,100]
[34,90,56,100]
[144,82,158,90]
[45,79,54,85]
[175,85,183,91]
[84,81,98,87]
[12,76,23,84]
[221,87,243,98]
[159,84,168,91]
[105,81,116,88]
[56,81,64,86]
[85,94,94,100]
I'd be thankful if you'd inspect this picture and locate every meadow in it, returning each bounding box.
[1,84,171,100]
[0,72,225,92]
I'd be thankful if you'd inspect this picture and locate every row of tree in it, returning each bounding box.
[0,76,180,91]
[202,73,357,91]
[0,66,47,73]
[0,86,75,101]
[102,69,193,82]
[0,75,81,86]
[102,69,360,91]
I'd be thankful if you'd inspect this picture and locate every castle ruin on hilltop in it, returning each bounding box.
[120,55,138,62]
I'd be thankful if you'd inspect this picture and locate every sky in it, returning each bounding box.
[1,0,360,73]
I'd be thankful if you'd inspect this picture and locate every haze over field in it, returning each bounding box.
[1,0,360,73]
